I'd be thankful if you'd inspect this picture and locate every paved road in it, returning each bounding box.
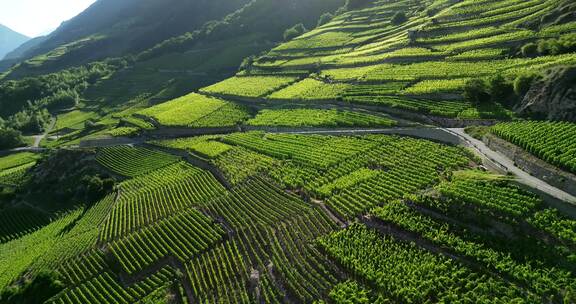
[59,125,576,205]
[445,128,576,205]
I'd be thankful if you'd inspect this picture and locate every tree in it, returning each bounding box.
[463,79,491,104]
[391,12,408,25]
[0,129,25,150]
[284,23,307,41]
[0,271,64,304]
[317,13,334,27]
[489,75,514,105]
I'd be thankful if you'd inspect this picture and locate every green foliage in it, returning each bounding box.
[488,74,514,105]
[463,79,491,104]
[436,175,541,217]
[492,121,576,173]
[513,73,537,96]
[96,146,180,177]
[537,33,576,56]
[284,23,308,41]
[529,209,576,245]
[0,129,25,150]
[0,271,65,304]
[137,93,248,128]
[201,76,299,98]
[0,62,115,117]
[521,42,538,58]
[371,200,575,300]
[248,108,396,127]
[1,109,51,134]
[318,223,531,302]
[317,13,334,27]
[329,281,371,304]
[391,12,408,25]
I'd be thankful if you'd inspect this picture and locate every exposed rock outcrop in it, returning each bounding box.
[517,66,576,121]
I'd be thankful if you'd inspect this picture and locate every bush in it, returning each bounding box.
[82,175,116,202]
[45,89,79,110]
[317,12,334,27]
[0,129,25,150]
[537,33,576,55]
[283,23,307,41]
[489,75,514,105]
[463,79,491,104]
[239,55,256,73]
[391,12,408,25]
[0,271,65,304]
[514,74,537,96]
[521,43,538,58]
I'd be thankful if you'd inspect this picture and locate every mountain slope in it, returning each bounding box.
[0,24,29,60]
[1,1,576,303]
[196,0,576,121]
[3,0,252,78]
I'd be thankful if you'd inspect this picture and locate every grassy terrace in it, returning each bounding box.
[194,0,576,120]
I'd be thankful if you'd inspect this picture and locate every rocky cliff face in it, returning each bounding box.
[517,66,576,121]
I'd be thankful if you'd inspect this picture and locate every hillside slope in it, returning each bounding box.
[0,24,29,60]
[197,0,576,122]
[2,0,252,78]
[1,1,576,304]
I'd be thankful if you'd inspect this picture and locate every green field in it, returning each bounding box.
[247,108,396,127]
[137,93,249,128]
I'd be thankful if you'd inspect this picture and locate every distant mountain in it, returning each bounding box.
[3,36,47,60]
[0,24,29,60]
[10,0,252,66]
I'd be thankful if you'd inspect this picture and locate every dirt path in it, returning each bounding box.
[33,117,56,148]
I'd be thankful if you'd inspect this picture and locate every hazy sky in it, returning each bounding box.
[0,0,97,37]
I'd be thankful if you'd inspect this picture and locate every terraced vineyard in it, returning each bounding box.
[1,0,576,303]
[491,121,576,173]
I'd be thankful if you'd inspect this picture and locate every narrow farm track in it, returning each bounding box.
[446,128,576,205]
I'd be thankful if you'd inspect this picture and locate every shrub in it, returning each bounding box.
[283,23,307,41]
[0,129,25,150]
[391,12,408,25]
[317,12,334,27]
[463,79,491,104]
[489,75,514,105]
[514,74,537,96]
[0,271,65,304]
[521,42,538,58]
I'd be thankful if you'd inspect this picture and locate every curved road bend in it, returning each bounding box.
[445,128,576,205]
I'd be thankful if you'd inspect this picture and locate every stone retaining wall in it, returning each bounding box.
[484,133,576,197]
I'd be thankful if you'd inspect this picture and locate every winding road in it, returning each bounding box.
[445,128,576,205]
[6,122,576,206]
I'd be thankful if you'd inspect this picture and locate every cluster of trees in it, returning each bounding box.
[521,33,576,57]
[0,60,121,133]
[463,73,539,106]
[0,271,64,304]
[0,109,51,134]
[81,174,116,203]
[0,129,25,150]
